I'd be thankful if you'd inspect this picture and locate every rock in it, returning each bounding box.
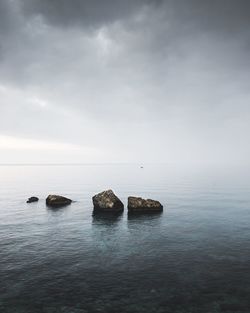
[128,196,163,213]
[26,196,39,203]
[92,190,124,212]
[46,195,72,207]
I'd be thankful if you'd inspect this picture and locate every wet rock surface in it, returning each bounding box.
[128,196,163,213]
[26,196,39,203]
[46,195,72,207]
[92,190,124,212]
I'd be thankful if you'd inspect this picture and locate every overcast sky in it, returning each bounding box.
[0,0,250,164]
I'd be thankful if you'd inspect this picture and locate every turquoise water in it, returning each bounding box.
[0,164,250,313]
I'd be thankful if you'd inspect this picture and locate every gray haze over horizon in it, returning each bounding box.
[0,0,250,164]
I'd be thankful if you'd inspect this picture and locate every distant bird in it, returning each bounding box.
[140,166,144,168]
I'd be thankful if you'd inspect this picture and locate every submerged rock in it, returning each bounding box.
[92,190,124,212]
[128,196,163,213]
[46,195,72,207]
[26,196,39,203]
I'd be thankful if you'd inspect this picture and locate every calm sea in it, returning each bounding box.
[0,164,250,313]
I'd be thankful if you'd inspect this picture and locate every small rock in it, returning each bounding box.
[46,195,72,207]
[26,196,39,203]
[92,190,124,212]
[128,196,163,213]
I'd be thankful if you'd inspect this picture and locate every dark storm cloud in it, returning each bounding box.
[0,0,19,57]
[0,0,17,32]
[0,0,250,163]
[20,0,154,28]
[19,0,250,34]
[163,0,250,33]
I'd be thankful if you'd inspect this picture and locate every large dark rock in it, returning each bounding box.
[92,190,124,212]
[26,196,39,203]
[128,196,163,213]
[46,195,72,207]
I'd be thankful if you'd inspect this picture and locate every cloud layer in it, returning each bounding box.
[0,0,250,164]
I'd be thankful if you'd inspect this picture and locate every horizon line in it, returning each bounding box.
[0,162,161,166]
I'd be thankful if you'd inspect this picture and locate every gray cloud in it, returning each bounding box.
[18,0,250,34]
[20,0,154,28]
[0,0,250,164]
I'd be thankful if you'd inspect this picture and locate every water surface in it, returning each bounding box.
[1,164,250,313]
